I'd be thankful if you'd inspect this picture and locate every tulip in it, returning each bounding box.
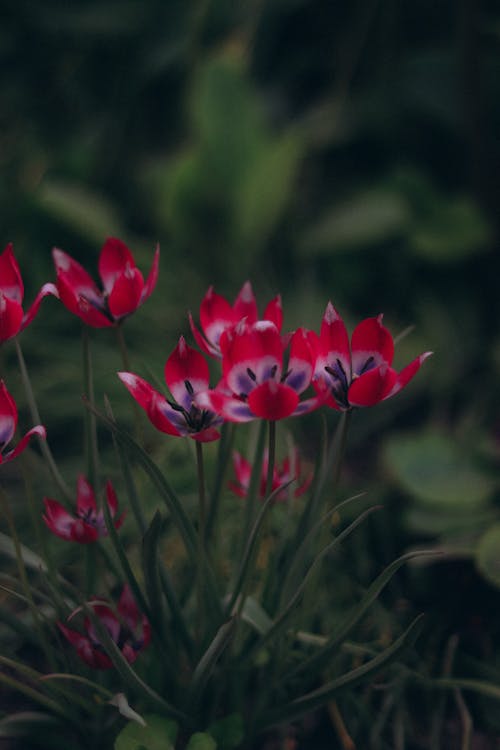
[197,320,323,422]
[0,380,45,464]
[52,238,159,327]
[58,585,150,669]
[229,448,312,501]
[313,303,432,410]
[189,281,282,358]
[119,336,223,442]
[43,476,124,543]
[0,244,58,343]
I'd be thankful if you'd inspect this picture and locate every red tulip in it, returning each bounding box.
[0,380,45,464]
[0,244,58,343]
[43,476,124,543]
[119,336,223,442]
[313,303,432,410]
[52,238,159,327]
[58,585,150,669]
[229,448,312,501]
[197,320,323,422]
[189,281,282,358]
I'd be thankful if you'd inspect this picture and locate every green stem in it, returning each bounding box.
[206,422,234,544]
[81,326,100,493]
[81,327,99,596]
[14,339,72,503]
[242,420,267,542]
[115,323,131,371]
[0,484,57,672]
[196,440,207,643]
[264,420,276,499]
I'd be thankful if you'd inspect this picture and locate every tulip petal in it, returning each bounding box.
[98,238,137,294]
[3,425,46,463]
[107,266,143,318]
[348,366,397,407]
[248,380,299,421]
[76,475,97,516]
[286,328,316,394]
[351,315,394,375]
[263,294,283,332]
[383,352,433,400]
[197,390,255,422]
[164,337,210,409]
[0,244,23,303]
[199,286,240,351]
[233,281,258,323]
[317,302,351,381]
[20,283,59,332]
[0,293,24,342]
[140,244,160,304]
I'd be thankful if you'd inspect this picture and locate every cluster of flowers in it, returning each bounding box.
[0,238,431,669]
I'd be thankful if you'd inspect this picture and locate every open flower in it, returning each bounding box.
[0,243,58,343]
[58,585,150,669]
[313,302,432,410]
[52,238,159,327]
[189,281,283,358]
[119,336,223,442]
[197,320,323,422]
[43,476,124,543]
[0,380,46,464]
[229,448,313,501]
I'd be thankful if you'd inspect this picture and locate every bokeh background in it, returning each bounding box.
[1,1,500,747]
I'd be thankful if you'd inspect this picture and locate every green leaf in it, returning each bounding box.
[410,195,490,261]
[285,550,436,683]
[0,532,48,572]
[141,511,166,626]
[257,615,424,728]
[36,179,125,244]
[189,617,238,704]
[476,524,500,588]
[185,733,217,750]
[114,715,178,750]
[384,430,493,511]
[431,678,500,702]
[208,713,244,750]
[299,189,410,256]
[234,131,303,248]
[241,596,273,636]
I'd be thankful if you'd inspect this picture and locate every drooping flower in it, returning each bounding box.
[229,448,313,501]
[52,238,159,327]
[313,302,432,410]
[0,380,46,464]
[197,320,323,422]
[118,336,223,442]
[189,281,283,358]
[43,476,124,543]
[0,243,58,343]
[58,585,150,670]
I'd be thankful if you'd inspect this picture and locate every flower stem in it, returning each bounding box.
[0,483,57,672]
[264,420,276,499]
[82,326,99,493]
[14,339,72,503]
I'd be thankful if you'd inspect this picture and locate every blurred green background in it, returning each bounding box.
[1,0,500,746]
